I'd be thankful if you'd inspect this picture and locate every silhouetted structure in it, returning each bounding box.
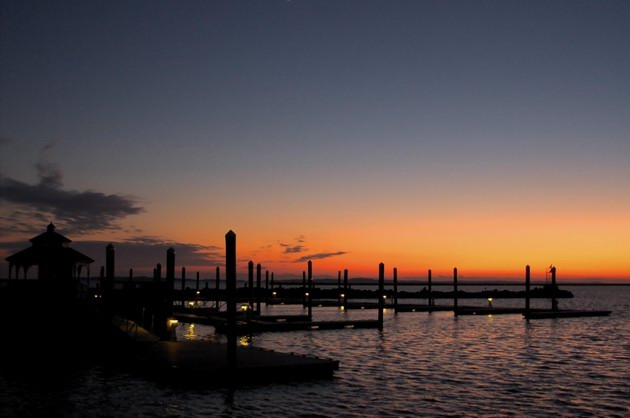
[5,223,94,281]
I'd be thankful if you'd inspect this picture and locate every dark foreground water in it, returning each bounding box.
[1,286,628,417]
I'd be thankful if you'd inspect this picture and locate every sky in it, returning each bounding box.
[1,0,629,281]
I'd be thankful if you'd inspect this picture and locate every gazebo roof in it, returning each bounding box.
[29,222,72,245]
[5,245,94,266]
[5,223,94,267]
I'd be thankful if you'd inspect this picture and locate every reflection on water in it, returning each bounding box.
[1,286,629,417]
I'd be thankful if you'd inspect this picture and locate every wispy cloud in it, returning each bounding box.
[294,251,348,263]
[279,234,307,254]
[0,143,143,235]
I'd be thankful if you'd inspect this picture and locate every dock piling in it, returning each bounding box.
[225,230,237,371]
[551,266,558,311]
[525,265,531,314]
[215,266,220,310]
[453,267,458,315]
[248,261,254,313]
[307,261,313,321]
[393,267,398,313]
[428,269,432,306]
[343,269,349,310]
[302,271,307,307]
[256,263,262,314]
[378,263,385,330]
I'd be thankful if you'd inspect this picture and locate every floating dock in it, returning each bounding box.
[523,310,612,319]
[133,341,339,385]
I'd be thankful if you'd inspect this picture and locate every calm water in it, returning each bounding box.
[1,286,628,417]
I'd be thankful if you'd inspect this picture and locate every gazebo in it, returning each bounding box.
[5,223,94,280]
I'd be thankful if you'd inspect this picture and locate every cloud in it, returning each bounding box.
[294,251,348,263]
[279,234,307,254]
[0,144,143,235]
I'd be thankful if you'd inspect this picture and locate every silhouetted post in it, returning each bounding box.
[256,263,262,314]
[129,268,133,283]
[551,266,558,311]
[265,270,269,305]
[525,265,531,314]
[181,267,186,307]
[270,273,274,299]
[166,247,175,307]
[337,271,342,307]
[156,263,162,281]
[393,267,398,313]
[215,266,220,310]
[99,265,105,293]
[428,269,432,306]
[302,271,307,307]
[307,261,313,321]
[225,231,237,372]
[248,261,254,313]
[343,269,349,310]
[453,267,459,315]
[105,244,115,301]
[378,263,384,330]
[196,271,200,291]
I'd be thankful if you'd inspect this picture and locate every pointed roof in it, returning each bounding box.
[29,222,72,245]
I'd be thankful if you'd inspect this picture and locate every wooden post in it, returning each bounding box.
[343,269,349,310]
[129,268,133,283]
[215,266,220,310]
[302,271,307,307]
[256,263,262,314]
[225,230,237,372]
[265,270,269,305]
[181,266,186,307]
[166,247,175,303]
[248,261,254,313]
[525,265,531,314]
[551,266,558,311]
[337,270,342,307]
[393,267,398,313]
[307,261,313,321]
[156,263,162,281]
[196,271,200,291]
[428,269,432,306]
[453,267,458,315]
[105,243,115,302]
[378,263,384,330]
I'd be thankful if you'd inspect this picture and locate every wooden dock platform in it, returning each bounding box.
[214,319,382,334]
[523,310,612,319]
[395,304,453,313]
[133,341,339,385]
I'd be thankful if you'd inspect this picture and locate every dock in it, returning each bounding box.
[133,340,339,385]
[523,310,612,319]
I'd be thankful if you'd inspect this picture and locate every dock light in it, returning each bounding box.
[487,298,493,308]
[340,293,345,298]
[272,291,277,296]
[196,290,200,295]
[240,305,249,311]
[168,319,179,326]
[383,295,387,299]
[305,292,309,296]
[188,301,195,306]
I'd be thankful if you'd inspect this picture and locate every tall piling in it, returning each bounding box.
[196,271,200,291]
[265,270,269,305]
[428,269,432,306]
[307,261,313,320]
[393,267,398,313]
[215,266,220,310]
[105,243,115,303]
[525,265,531,314]
[129,268,133,283]
[156,263,162,281]
[181,267,186,307]
[378,263,384,330]
[337,271,342,307]
[343,269,349,310]
[551,266,558,311]
[453,267,458,315]
[302,271,307,307]
[225,230,237,372]
[256,263,262,314]
[248,261,254,311]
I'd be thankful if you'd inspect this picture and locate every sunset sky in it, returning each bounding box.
[1,1,629,281]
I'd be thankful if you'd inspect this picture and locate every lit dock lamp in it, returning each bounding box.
[340,294,345,310]
[167,319,179,341]
[487,298,493,308]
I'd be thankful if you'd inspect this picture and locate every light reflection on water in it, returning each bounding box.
[1,286,629,417]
